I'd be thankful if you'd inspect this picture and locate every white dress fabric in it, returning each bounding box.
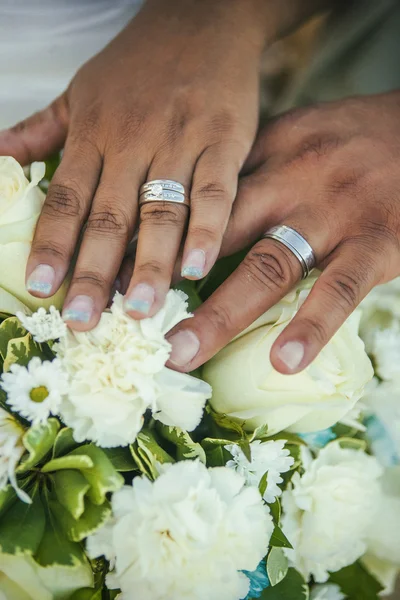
[0,0,144,129]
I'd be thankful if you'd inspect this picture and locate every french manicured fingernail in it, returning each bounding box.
[63,295,94,323]
[26,264,55,295]
[181,249,206,279]
[167,330,200,367]
[124,283,155,315]
[277,341,305,371]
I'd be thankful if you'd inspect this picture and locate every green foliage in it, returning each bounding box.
[0,426,123,572]
[201,437,235,467]
[329,562,383,600]
[260,568,309,600]
[17,418,60,474]
[269,525,293,549]
[267,547,289,587]
[157,423,206,463]
[0,316,52,374]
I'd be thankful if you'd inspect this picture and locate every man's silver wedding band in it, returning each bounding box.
[139,179,190,207]
[263,225,316,279]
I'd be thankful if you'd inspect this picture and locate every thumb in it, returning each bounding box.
[0,92,69,165]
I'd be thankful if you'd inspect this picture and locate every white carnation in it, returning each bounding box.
[310,584,345,600]
[87,460,273,600]
[225,439,294,503]
[17,306,67,343]
[55,291,211,447]
[0,407,30,503]
[1,357,67,425]
[281,441,383,582]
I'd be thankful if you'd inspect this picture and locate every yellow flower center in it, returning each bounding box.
[29,386,49,403]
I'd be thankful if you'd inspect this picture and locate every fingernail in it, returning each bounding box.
[277,341,305,371]
[26,264,55,296]
[124,283,155,315]
[63,295,94,323]
[167,330,200,367]
[181,249,206,279]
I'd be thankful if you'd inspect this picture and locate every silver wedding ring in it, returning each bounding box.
[263,225,316,279]
[139,179,190,207]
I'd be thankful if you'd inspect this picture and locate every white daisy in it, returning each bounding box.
[1,357,68,424]
[17,306,67,343]
[0,407,30,503]
[225,439,294,503]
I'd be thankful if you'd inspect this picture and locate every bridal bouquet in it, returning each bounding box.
[0,156,399,600]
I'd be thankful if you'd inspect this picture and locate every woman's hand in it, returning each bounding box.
[0,0,275,328]
[166,92,400,374]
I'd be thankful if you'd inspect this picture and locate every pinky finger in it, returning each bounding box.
[270,242,380,374]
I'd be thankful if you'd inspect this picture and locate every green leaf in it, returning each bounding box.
[173,280,202,311]
[268,499,281,526]
[0,488,45,555]
[68,589,102,600]
[53,427,80,458]
[338,438,368,452]
[259,471,269,499]
[157,424,206,463]
[42,455,94,473]
[0,317,26,360]
[201,437,233,467]
[53,470,91,520]
[102,446,138,472]
[267,432,307,446]
[69,445,124,505]
[267,547,289,587]
[35,491,88,568]
[3,332,45,371]
[329,562,383,600]
[17,419,60,474]
[239,438,252,462]
[0,485,17,518]
[269,525,293,549]
[207,406,245,437]
[130,443,151,477]
[49,496,111,542]
[261,568,309,600]
[136,429,174,479]
[250,424,270,442]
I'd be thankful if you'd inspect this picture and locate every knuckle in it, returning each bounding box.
[322,270,361,311]
[44,183,84,219]
[32,239,69,261]
[244,243,295,292]
[326,167,365,197]
[298,316,328,346]
[205,303,234,336]
[286,133,343,169]
[191,181,232,205]
[72,270,108,291]
[188,223,220,245]
[135,260,165,277]
[140,203,186,228]
[86,206,130,239]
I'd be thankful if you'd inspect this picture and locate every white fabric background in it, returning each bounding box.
[0,0,144,129]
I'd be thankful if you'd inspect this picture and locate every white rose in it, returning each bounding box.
[0,552,93,600]
[0,157,66,311]
[361,467,400,596]
[281,441,383,583]
[204,278,373,435]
